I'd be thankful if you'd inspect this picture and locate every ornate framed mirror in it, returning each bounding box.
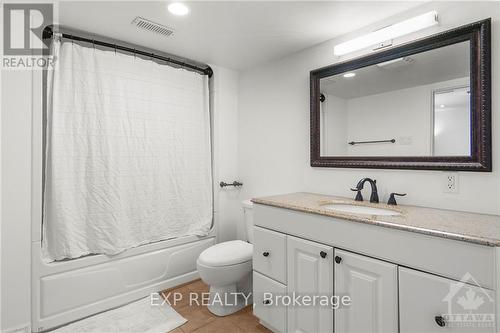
[310,19,491,171]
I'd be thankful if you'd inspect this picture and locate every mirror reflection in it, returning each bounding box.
[319,41,470,157]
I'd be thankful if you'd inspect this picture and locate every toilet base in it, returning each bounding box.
[206,274,253,317]
[206,285,245,316]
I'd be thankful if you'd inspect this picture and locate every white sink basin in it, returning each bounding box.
[321,203,401,216]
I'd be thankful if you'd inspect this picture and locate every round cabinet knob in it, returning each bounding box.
[335,256,342,264]
[434,315,446,327]
[262,252,270,257]
[320,251,327,258]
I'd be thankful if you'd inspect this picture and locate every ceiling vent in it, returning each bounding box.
[131,17,174,37]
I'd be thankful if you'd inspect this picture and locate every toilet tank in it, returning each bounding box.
[241,200,254,243]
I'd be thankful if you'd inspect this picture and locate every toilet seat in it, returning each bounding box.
[198,240,253,267]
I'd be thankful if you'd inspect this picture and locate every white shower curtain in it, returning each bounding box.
[43,39,212,262]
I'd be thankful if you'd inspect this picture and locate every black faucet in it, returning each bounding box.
[351,178,379,203]
[387,192,406,205]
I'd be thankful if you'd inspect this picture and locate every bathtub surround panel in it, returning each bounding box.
[238,1,500,215]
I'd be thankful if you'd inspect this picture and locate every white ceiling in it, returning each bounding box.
[321,41,470,99]
[435,87,470,110]
[57,1,425,70]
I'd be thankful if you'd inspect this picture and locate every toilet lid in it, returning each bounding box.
[198,240,253,267]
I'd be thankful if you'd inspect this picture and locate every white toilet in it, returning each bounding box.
[196,200,254,316]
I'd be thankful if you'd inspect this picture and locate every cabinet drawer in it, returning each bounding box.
[253,226,286,283]
[253,271,286,333]
[399,267,495,333]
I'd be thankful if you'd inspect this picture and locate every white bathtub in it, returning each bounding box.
[31,233,215,332]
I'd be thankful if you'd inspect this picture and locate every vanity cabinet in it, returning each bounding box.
[287,236,334,333]
[251,202,498,333]
[334,249,398,333]
[399,267,495,333]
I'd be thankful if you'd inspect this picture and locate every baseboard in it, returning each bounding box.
[2,322,31,333]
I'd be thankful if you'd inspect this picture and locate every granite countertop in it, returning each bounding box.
[251,192,500,247]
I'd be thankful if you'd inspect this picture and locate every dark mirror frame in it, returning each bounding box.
[310,19,491,172]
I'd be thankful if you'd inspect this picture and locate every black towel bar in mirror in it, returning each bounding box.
[220,181,243,188]
[348,139,396,146]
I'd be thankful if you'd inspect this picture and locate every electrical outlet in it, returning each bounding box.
[443,173,459,193]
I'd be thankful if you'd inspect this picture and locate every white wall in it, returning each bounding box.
[238,1,500,215]
[434,88,471,156]
[210,66,242,242]
[344,77,468,156]
[1,70,33,333]
[347,83,432,156]
[322,94,348,156]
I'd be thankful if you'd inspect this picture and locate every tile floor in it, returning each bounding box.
[162,279,271,333]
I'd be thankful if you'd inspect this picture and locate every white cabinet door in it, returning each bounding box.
[334,249,398,333]
[399,267,495,333]
[287,236,333,333]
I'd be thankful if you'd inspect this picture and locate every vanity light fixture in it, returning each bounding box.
[333,11,439,56]
[376,56,414,68]
[376,57,404,67]
[343,72,356,78]
[168,2,190,16]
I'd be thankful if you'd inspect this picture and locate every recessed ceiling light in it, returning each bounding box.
[343,72,356,78]
[440,104,445,108]
[168,2,189,16]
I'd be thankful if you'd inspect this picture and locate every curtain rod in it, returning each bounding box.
[42,26,213,77]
